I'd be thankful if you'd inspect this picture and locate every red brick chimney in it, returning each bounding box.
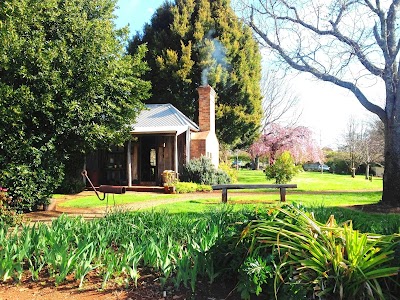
[191,85,219,167]
[197,85,216,132]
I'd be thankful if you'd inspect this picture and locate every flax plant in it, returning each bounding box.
[241,206,400,300]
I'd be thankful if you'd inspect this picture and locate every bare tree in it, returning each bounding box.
[341,117,364,178]
[341,116,385,178]
[261,71,302,131]
[239,0,400,207]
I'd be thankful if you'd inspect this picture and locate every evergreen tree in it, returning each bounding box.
[128,0,262,148]
[0,0,150,210]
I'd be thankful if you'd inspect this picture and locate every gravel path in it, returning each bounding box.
[25,191,222,223]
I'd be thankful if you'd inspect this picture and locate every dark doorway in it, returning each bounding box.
[140,136,157,184]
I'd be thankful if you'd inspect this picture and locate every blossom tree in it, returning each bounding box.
[248,124,322,167]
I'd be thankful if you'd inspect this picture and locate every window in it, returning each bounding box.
[150,148,157,167]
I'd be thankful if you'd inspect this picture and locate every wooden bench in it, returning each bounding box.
[212,184,297,203]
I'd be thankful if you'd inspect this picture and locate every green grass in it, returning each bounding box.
[237,169,383,191]
[58,170,384,210]
[227,191,382,206]
[59,193,179,208]
[148,192,382,213]
[148,199,220,214]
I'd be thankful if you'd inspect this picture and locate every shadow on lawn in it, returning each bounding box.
[346,202,400,214]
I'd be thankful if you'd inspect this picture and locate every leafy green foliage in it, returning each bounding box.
[264,151,299,184]
[325,150,352,174]
[175,182,212,193]
[129,0,262,148]
[0,207,249,291]
[241,205,400,300]
[0,188,23,226]
[218,162,238,182]
[237,255,274,299]
[0,0,150,210]
[1,162,63,212]
[0,205,398,299]
[180,156,231,185]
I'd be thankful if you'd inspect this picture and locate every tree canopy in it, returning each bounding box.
[248,124,321,165]
[0,0,150,210]
[128,0,262,148]
[240,0,400,207]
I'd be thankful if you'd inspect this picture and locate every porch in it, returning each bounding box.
[85,103,200,187]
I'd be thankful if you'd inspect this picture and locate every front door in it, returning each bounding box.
[140,136,157,185]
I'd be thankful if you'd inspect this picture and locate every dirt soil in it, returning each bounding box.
[0,273,241,300]
[2,190,398,299]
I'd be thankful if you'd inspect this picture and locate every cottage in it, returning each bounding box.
[85,85,219,186]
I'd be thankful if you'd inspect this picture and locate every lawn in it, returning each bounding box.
[58,170,383,210]
[237,169,383,191]
[58,192,181,208]
[150,191,383,213]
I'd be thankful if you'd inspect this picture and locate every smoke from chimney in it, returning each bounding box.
[201,30,229,86]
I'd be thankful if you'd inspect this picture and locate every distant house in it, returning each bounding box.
[370,163,384,177]
[85,86,219,186]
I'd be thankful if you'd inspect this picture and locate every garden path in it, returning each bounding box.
[25,191,221,223]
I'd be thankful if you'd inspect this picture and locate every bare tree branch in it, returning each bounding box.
[261,71,302,131]
[249,19,386,121]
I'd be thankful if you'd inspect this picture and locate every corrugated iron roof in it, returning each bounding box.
[131,104,200,134]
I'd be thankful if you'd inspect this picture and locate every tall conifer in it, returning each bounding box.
[129,0,262,148]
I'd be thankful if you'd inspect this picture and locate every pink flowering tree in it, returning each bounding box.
[248,124,322,167]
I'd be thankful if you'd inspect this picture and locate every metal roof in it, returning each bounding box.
[130,104,200,135]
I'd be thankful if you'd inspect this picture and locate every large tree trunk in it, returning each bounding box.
[381,118,400,207]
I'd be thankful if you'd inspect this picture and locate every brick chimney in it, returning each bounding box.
[197,85,216,132]
[191,85,219,168]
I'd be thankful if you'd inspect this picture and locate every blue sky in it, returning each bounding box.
[115,0,165,34]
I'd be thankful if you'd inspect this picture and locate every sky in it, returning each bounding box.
[114,0,382,149]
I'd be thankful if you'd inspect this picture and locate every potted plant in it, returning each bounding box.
[162,170,177,194]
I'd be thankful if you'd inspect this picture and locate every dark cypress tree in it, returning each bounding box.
[128,0,262,148]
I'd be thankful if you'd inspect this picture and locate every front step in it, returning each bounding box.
[85,186,165,193]
[126,186,164,193]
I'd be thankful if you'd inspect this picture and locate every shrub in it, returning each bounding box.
[180,156,231,185]
[175,182,213,193]
[1,162,63,212]
[264,151,299,184]
[218,162,238,182]
[56,153,86,194]
[0,187,23,226]
[325,150,350,174]
[196,184,212,192]
[175,182,197,193]
[56,176,86,194]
